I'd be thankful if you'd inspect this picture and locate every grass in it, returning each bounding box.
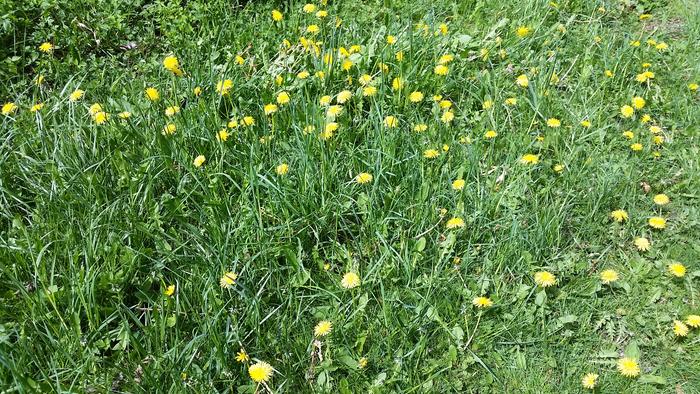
[1,0,700,392]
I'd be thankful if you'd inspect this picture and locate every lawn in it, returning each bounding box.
[1,0,700,392]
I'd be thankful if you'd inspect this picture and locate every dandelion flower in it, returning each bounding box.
[617,357,640,378]
[653,194,669,205]
[516,74,529,88]
[516,26,531,38]
[145,87,160,101]
[118,111,132,119]
[355,173,373,184]
[648,216,666,229]
[673,320,689,337]
[164,284,175,296]
[1,102,18,115]
[553,164,565,173]
[472,296,493,308]
[217,129,229,142]
[520,154,539,165]
[264,103,278,115]
[581,373,598,390]
[314,320,333,337]
[546,118,561,128]
[409,91,424,103]
[391,77,403,90]
[163,55,183,76]
[434,65,449,76]
[220,271,238,288]
[630,143,643,151]
[193,155,206,168]
[668,263,686,278]
[30,103,44,112]
[362,86,377,97]
[69,89,85,102]
[534,271,556,287]
[622,131,634,139]
[93,111,108,125]
[276,163,289,175]
[580,120,591,128]
[341,272,360,289]
[631,96,645,109]
[163,123,176,135]
[39,42,54,53]
[302,3,316,13]
[358,357,368,369]
[634,237,650,251]
[248,361,273,383]
[446,217,465,229]
[337,90,352,103]
[384,116,398,128]
[193,86,202,96]
[620,105,634,118]
[484,130,498,139]
[452,179,465,190]
[276,91,290,105]
[216,79,233,95]
[600,269,619,284]
[685,315,700,328]
[236,349,250,363]
[610,209,628,222]
[423,149,439,159]
[165,106,180,117]
[272,9,283,21]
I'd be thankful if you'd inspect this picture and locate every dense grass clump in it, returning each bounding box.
[1,0,700,392]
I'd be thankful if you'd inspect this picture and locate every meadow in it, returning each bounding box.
[1,0,700,392]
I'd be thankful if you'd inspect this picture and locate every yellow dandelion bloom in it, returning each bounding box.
[622,131,635,139]
[648,216,666,229]
[630,143,643,151]
[423,149,439,159]
[165,106,180,117]
[484,130,498,139]
[620,105,634,118]
[2,102,18,115]
[145,87,160,101]
[337,90,352,103]
[220,271,238,288]
[69,89,85,102]
[600,269,619,284]
[610,209,628,222]
[546,118,561,128]
[520,154,539,165]
[631,96,645,109]
[413,124,427,132]
[163,123,176,135]
[362,86,377,97]
[236,349,250,363]
[409,91,424,103]
[534,271,556,287]
[434,65,449,76]
[653,194,669,205]
[93,111,108,125]
[516,26,531,38]
[580,120,591,128]
[30,103,44,112]
[441,110,454,124]
[248,361,273,383]
[673,320,689,337]
[272,9,283,21]
[581,373,598,390]
[668,263,686,278]
[163,55,183,76]
[217,129,229,142]
[358,357,368,369]
[685,315,700,328]
[617,357,640,378]
[452,179,465,190]
[264,103,278,115]
[391,77,403,91]
[634,237,650,251]
[118,111,132,119]
[193,155,206,168]
[446,217,465,229]
[277,91,290,105]
[384,116,398,128]
[341,272,360,288]
[472,297,493,308]
[355,172,373,184]
[276,163,289,175]
[314,320,333,337]
[216,79,233,95]
[516,74,529,88]
[164,284,175,296]
[39,42,54,53]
